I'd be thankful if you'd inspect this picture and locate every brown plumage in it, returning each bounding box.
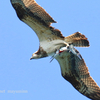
[65,32,89,47]
[10,0,100,99]
[55,48,100,100]
[10,0,89,60]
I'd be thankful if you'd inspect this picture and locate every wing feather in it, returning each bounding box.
[10,0,89,47]
[55,49,100,100]
[10,0,64,42]
[11,0,56,25]
[65,32,90,47]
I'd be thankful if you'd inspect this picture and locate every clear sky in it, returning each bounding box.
[0,0,100,100]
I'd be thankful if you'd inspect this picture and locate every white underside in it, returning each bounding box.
[22,17,66,56]
[40,39,65,56]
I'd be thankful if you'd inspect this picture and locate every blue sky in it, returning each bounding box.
[0,0,100,100]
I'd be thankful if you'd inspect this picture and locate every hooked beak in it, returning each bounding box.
[30,56,33,60]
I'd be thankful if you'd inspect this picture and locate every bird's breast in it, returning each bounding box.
[40,39,65,56]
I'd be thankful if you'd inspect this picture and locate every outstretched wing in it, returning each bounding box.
[11,0,90,48]
[10,0,64,42]
[55,49,100,100]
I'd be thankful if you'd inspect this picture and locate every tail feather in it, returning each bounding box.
[64,32,90,47]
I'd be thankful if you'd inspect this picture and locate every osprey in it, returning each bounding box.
[11,0,100,99]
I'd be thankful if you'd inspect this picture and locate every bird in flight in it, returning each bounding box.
[10,0,100,99]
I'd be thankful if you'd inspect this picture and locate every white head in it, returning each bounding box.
[30,53,41,60]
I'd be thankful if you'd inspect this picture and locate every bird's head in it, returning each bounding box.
[30,53,40,60]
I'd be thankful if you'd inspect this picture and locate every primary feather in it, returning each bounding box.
[55,47,100,100]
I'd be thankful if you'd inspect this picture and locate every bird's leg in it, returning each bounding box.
[50,42,82,62]
[50,49,59,63]
[50,46,69,62]
[61,42,82,59]
[64,42,69,47]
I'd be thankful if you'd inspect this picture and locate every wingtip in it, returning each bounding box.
[54,20,57,23]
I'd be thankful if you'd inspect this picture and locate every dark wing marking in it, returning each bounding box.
[55,49,100,100]
[11,0,56,25]
[10,0,64,42]
[65,32,90,47]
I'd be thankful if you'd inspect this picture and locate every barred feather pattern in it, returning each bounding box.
[65,32,90,47]
[55,49,100,100]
